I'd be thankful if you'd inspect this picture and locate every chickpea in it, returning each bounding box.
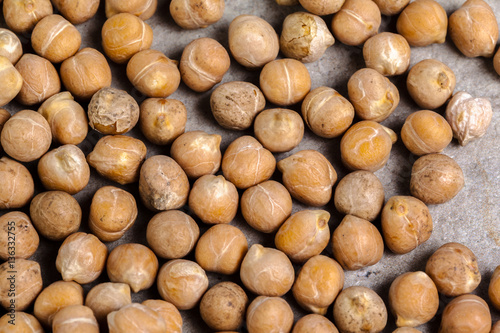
[221,135,276,189]
[333,286,387,333]
[0,28,23,64]
[200,282,248,331]
[372,0,409,16]
[396,0,447,47]
[292,314,339,333]
[106,0,158,20]
[0,312,43,332]
[278,149,337,207]
[0,56,22,107]
[241,180,292,233]
[30,191,81,241]
[332,215,384,270]
[3,0,53,34]
[246,296,294,333]
[195,224,248,275]
[146,210,200,260]
[170,131,222,178]
[332,0,381,46]
[439,294,491,333]
[381,196,432,254]
[87,135,147,185]
[60,48,112,100]
[228,15,279,69]
[240,244,294,297]
[139,155,190,211]
[0,212,39,260]
[101,13,153,64]
[15,53,61,106]
[210,81,266,130]
[126,49,180,98]
[38,91,88,145]
[298,0,345,15]
[334,170,385,221]
[393,329,422,333]
[170,0,224,29]
[0,109,10,131]
[495,48,500,75]
[85,282,131,324]
[52,305,98,333]
[140,98,187,145]
[363,32,411,76]
[301,86,355,138]
[0,259,42,311]
[410,153,464,204]
[51,0,99,24]
[107,243,159,293]
[0,157,34,210]
[489,266,500,311]
[142,299,182,333]
[292,255,344,315]
[425,242,481,296]
[157,259,209,310]
[107,303,167,333]
[389,271,439,327]
[254,108,304,153]
[37,144,90,194]
[180,37,230,92]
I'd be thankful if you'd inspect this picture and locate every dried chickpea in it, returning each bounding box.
[180,37,230,92]
[106,0,158,20]
[241,180,292,233]
[363,32,411,76]
[334,170,385,222]
[340,120,395,172]
[396,0,447,47]
[200,282,248,331]
[170,131,222,178]
[51,0,99,24]
[139,155,190,211]
[142,299,182,333]
[0,157,34,210]
[34,281,84,327]
[107,303,167,333]
[37,144,90,194]
[228,15,279,69]
[298,0,345,15]
[30,191,81,241]
[0,109,10,131]
[490,266,500,311]
[60,48,112,100]
[449,0,498,58]
[260,58,311,106]
[15,53,61,105]
[246,296,294,333]
[0,312,43,332]
[1,110,51,162]
[292,255,344,315]
[275,210,330,263]
[221,135,276,189]
[3,0,53,34]
[107,243,159,293]
[52,305,99,333]
[410,153,464,204]
[407,59,456,110]
[381,196,432,254]
[495,48,500,75]
[389,271,439,327]
[331,0,381,46]
[0,259,42,311]
[240,244,294,297]
[146,210,200,259]
[439,294,491,333]
[372,0,409,16]
[332,215,384,270]
[87,135,147,185]
[0,212,39,260]
[170,0,224,29]
[127,49,180,98]
[85,282,131,324]
[0,56,22,107]
[195,224,248,275]
[292,314,339,333]
[393,329,422,333]
[0,28,22,64]
[280,12,335,63]
[445,91,493,146]
[140,98,187,145]
[157,259,209,310]
[31,14,81,63]
[210,81,266,130]
[101,13,153,64]
[254,108,304,153]
[333,286,387,333]
[401,110,453,156]
[278,149,337,207]
[425,242,481,296]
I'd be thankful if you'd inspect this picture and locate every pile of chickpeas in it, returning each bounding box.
[0,0,498,332]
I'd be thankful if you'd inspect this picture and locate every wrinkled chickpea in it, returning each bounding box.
[292,255,344,315]
[489,265,500,311]
[0,56,24,107]
[3,0,53,34]
[293,314,339,333]
[228,15,279,69]
[195,224,248,275]
[37,144,90,194]
[0,157,34,210]
[372,0,409,16]
[0,28,22,64]
[254,108,304,153]
[246,296,294,333]
[439,294,491,333]
[140,98,187,145]
[106,0,158,20]
[107,303,167,333]
[363,32,411,76]
[51,0,99,24]
[298,0,345,15]
[332,0,381,46]
[0,212,39,260]
[240,244,295,297]
[0,259,42,311]
[0,312,43,332]
[170,0,224,29]
[142,299,182,333]
[85,282,131,324]
[52,305,99,333]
